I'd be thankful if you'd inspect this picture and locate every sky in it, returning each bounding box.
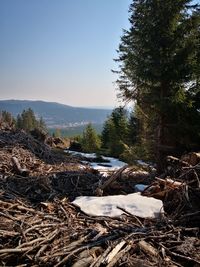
[0,0,132,107]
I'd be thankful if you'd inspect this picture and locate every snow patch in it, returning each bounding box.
[65,150,97,159]
[65,150,127,176]
[72,193,163,218]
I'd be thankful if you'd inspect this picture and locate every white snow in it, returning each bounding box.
[90,158,127,174]
[65,150,97,159]
[136,160,150,166]
[65,150,127,176]
[72,192,163,218]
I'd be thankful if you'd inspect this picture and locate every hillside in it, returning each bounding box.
[0,100,112,127]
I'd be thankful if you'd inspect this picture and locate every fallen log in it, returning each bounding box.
[99,165,128,191]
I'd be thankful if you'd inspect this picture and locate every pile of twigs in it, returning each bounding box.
[0,170,103,203]
[0,130,102,202]
[163,159,200,228]
[0,130,71,164]
[0,190,199,267]
[0,129,200,266]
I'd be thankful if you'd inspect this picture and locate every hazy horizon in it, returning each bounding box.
[0,98,115,109]
[0,0,131,107]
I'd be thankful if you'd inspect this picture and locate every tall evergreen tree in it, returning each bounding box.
[116,0,200,171]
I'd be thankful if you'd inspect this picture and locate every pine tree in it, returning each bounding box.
[38,117,47,131]
[101,118,112,149]
[81,124,101,153]
[101,107,129,157]
[116,0,200,171]
[16,108,47,133]
[0,110,15,128]
[18,108,37,131]
[16,114,22,129]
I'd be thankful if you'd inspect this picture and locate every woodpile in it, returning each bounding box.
[0,129,200,266]
[0,190,199,266]
[0,129,64,164]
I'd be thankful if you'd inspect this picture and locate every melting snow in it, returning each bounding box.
[65,150,97,159]
[65,150,127,176]
[72,192,163,218]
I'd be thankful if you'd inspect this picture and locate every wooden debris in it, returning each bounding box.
[0,129,200,266]
[11,156,29,176]
[139,240,158,257]
[105,240,126,264]
[98,165,128,191]
[182,152,200,166]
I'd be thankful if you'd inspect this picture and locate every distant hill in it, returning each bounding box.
[0,100,112,128]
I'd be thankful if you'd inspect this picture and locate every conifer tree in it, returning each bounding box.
[116,0,200,170]
[0,110,15,128]
[81,124,101,153]
[16,114,22,129]
[38,117,47,132]
[101,107,129,157]
[101,118,112,149]
[16,108,47,133]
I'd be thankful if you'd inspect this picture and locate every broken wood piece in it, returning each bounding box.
[181,152,200,166]
[71,247,102,267]
[11,156,29,176]
[167,155,190,167]
[90,246,112,267]
[155,177,184,188]
[104,240,126,264]
[71,256,93,267]
[97,165,128,191]
[116,206,144,227]
[106,244,132,267]
[139,240,158,257]
[161,244,200,265]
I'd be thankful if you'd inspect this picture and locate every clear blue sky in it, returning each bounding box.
[0,0,131,107]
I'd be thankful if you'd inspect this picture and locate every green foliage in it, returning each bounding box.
[0,110,16,128]
[120,144,149,164]
[101,107,138,158]
[38,117,47,132]
[81,123,101,153]
[48,124,103,138]
[16,108,47,132]
[115,0,200,169]
[127,109,138,146]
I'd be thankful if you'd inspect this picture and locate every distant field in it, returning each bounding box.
[48,123,103,137]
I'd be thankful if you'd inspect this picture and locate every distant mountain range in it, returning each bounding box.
[0,100,112,128]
